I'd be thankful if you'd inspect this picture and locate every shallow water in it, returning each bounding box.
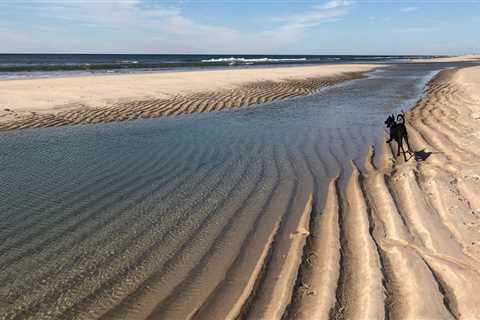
[0,63,460,319]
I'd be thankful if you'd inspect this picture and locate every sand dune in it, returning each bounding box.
[0,64,377,131]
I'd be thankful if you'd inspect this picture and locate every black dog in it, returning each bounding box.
[385,113,413,161]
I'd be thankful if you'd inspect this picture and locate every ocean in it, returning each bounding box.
[0,54,438,79]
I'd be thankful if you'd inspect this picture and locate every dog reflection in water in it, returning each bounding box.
[385,113,414,161]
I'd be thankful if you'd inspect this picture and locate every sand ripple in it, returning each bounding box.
[0,74,361,131]
[3,65,480,319]
[289,67,480,319]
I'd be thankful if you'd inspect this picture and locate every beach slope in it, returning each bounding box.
[343,66,480,319]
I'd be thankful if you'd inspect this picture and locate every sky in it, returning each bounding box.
[0,0,479,55]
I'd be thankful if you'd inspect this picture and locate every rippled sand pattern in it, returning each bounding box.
[0,123,362,319]
[2,64,472,319]
[291,68,480,319]
[0,74,360,131]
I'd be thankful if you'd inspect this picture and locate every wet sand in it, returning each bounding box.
[0,64,377,131]
[1,63,480,319]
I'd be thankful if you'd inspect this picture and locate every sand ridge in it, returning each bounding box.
[370,67,480,318]
[0,75,363,131]
[288,66,480,319]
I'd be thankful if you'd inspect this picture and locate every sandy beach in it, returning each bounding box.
[1,61,480,319]
[1,0,480,317]
[291,65,480,319]
[0,64,378,130]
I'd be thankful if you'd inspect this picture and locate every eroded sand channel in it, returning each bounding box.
[0,62,475,319]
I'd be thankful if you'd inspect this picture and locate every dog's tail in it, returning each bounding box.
[397,112,406,124]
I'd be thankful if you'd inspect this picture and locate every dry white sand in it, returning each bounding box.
[0,64,378,114]
[456,65,480,102]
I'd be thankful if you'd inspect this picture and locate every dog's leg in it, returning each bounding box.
[404,133,414,155]
[398,138,406,160]
[401,141,408,161]
[397,140,401,157]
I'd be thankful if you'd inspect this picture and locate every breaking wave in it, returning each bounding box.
[201,57,308,64]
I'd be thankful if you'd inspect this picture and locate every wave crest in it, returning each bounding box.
[201,57,308,64]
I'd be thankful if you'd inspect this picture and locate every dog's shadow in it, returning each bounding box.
[412,149,432,161]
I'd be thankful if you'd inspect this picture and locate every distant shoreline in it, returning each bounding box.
[0,54,434,81]
[1,54,477,81]
[0,62,381,82]
[410,54,480,63]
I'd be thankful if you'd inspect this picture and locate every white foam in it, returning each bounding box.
[201,57,308,64]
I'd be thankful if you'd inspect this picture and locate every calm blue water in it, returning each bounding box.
[0,54,439,79]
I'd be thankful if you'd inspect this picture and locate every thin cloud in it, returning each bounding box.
[276,0,352,29]
[394,27,439,33]
[0,0,352,53]
[319,0,354,10]
[368,16,391,22]
[401,7,419,12]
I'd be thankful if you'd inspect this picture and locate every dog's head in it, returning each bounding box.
[385,114,395,128]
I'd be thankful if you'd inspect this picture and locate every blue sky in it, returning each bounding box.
[0,0,479,54]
